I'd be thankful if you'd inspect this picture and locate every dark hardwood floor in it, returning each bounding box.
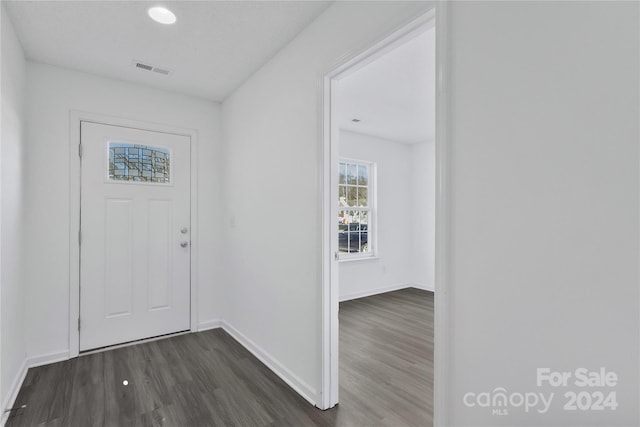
[7,288,433,426]
[337,288,433,426]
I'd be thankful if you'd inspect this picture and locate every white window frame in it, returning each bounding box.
[337,158,377,261]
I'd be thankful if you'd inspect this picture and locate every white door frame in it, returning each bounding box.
[320,6,450,424]
[68,111,199,358]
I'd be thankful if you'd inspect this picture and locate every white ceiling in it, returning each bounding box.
[4,0,332,102]
[339,28,435,144]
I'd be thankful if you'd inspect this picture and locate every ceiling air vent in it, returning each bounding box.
[132,60,172,76]
[135,62,153,71]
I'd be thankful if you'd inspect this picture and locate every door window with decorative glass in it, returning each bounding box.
[338,160,375,259]
[108,142,171,184]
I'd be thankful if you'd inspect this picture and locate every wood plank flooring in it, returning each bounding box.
[337,288,433,426]
[7,288,433,426]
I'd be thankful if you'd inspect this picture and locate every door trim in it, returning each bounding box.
[319,6,449,420]
[433,3,451,424]
[68,110,199,358]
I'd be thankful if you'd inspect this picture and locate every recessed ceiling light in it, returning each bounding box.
[148,6,176,25]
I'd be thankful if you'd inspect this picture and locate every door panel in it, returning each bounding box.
[80,121,190,351]
[104,198,134,318]
[147,199,172,311]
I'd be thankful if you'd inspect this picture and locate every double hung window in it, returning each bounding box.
[338,160,375,259]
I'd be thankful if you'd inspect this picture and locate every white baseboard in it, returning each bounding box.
[339,283,414,302]
[26,350,69,369]
[1,358,27,427]
[1,350,70,426]
[197,319,222,332]
[412,283,435,292]
[220,320,318,406]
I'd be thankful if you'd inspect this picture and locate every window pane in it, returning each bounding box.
[108,142,171,183]
[359,231,369,253]
[358,187,368,207]
[347,187,357,207]
[339,164,346,185]
[338,212,347,232]
[359,210,368,227]
[357,210,369,253]
[358,164,368,186]
[338,210,350,253]
[339,186,346,206]
[348,210,359,227]
[347,164,358,185]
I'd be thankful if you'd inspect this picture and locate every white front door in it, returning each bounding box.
[80,121,191,351]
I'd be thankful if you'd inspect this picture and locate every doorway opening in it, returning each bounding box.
[321,9,445,422]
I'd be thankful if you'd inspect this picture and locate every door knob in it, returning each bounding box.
[180,241,189,248]
[181,227,188,234]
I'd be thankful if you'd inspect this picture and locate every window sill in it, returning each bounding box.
[338,255,379,263]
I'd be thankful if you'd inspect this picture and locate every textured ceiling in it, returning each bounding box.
[339,28,436,144]
[4,0,332,101]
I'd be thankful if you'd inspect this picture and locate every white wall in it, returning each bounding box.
[410,139,435,290]
[445,2,639,425]
[338,131,435,300]
[0,4,27,417]
[338,130,414,300]
[23,62,224,362]
[221,1,434,404]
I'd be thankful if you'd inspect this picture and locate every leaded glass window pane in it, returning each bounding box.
[108,142,171,183]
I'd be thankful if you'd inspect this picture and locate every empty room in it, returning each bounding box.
[2,1,639,427]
